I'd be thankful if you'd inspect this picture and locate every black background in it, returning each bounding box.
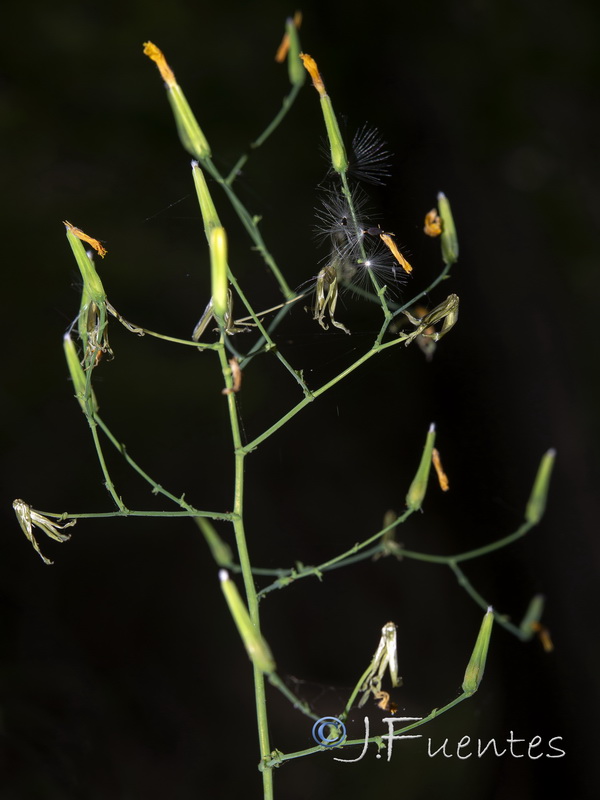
[1,1,598,798]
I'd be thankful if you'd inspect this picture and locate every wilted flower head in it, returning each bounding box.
[13,499,76,565]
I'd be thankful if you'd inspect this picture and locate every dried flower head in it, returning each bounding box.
[13,500,76,564]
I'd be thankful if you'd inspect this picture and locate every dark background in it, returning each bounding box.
[1,1,598,798]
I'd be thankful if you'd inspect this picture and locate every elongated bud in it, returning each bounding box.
[192,161,221,237]
[525,449,556,524]
[300,53,347,174]
[437,192,459,265]
[63,333,98,413]
[405,423,436,511]
[194,518,233,567]
[462,607,494,696]
[210,226,229,325]
[219,570,275,674]
[519,594,545,640]
[320,97,347,174]
[284,14,305,86]
[77,283,94,351]
[63,333,86,406]
[64,222,106,306]
[143,42,211,160]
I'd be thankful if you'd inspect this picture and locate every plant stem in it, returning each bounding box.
[268,674,320,721]
[85,412,127,511]
[41,509,235,522]
[258,510,413,597]
[203,157,294,299]
[340,172,393,322]
[226,272,310,395]
[448,561,526,639]
[399,521,534,565]
[241,336,406,453]
[226,82,304,184]
[93,414,222,513]
[217,338,274,798]
[261,692,471,768]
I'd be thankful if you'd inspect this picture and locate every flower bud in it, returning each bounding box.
[437,192,459,265]
[519,594,545,639]
[63,333,98,414]
[219,570,275,674]
[320,94,348,175]
[284,14,305,86]
[143,42,211,160]
[194,518,233,568]
[525,449,556,524]
[462,607,494,696]
[192,161,221,237]
[405,423,436,511]
[210,226,229,325]
[64,222,106,306]
[300,53,348,174]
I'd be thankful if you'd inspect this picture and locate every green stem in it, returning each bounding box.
[242,336,404,453]
[258,510,413,597]
[203,157,294,299]
[226,272,310,395]
[216,339,273,797]
[41,509,235,522]
[238,301,304,374]
[340,172,392,323]
[399,521,534,565]
[268,673,320,721]
[93,414,214,513]
[85,410,127,511]
[390,261,453,323]
[226,82,304,184]
[448,561,526,639]
[262,692,471,768]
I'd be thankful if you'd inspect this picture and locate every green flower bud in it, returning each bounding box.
[144,42,211,160]
[192,161,222,238]
[194,518,233,567]
[63,333,98,413]
[210,226,229,325]
[168,84,212,160]
[405,423,436,511]
[219,570,275,674]
[437,192,459,266]
[320,94,348,174]
[285,16,305,87]
[462,607,494,696]
[300,53,348,174]
[519,594,545,640]
[525,449,556,524]
[64,222,106,306]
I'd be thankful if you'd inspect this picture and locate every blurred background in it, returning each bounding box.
[1,0,598,797]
